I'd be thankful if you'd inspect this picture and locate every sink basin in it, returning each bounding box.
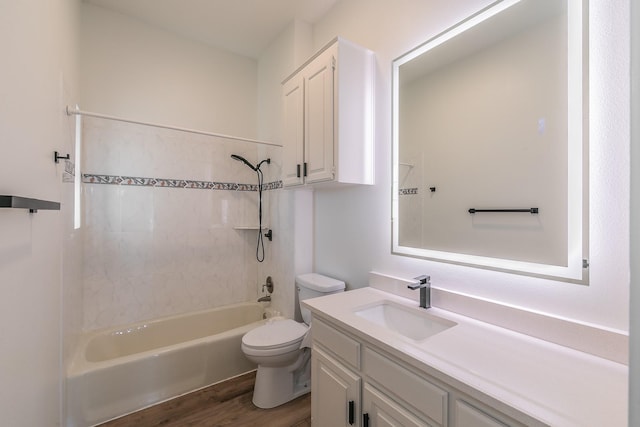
[354,301,456,341]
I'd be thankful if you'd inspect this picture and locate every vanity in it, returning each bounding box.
[303,287,627,427]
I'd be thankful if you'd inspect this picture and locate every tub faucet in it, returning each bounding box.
[257,295,271,303]
[407,275,430,309]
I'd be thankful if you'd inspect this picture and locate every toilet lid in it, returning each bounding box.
[242,319,308,350]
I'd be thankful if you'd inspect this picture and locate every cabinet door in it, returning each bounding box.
[363,383,434,427]
[304,47,335,184]
[282,75,305,187]
[312,347,361,427]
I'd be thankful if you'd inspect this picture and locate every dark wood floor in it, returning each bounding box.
[98,371,311,427]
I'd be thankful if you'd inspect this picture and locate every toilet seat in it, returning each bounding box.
[242,319,308,351]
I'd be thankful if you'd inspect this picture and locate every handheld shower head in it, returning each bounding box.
[230,154,257,171]
[230,154,272,262]
[231,155,271,171]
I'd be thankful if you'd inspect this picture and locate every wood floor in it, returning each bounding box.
[98,371,311,427]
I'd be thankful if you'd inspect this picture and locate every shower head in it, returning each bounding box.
[231,154,257,171]
[230,154,271,172]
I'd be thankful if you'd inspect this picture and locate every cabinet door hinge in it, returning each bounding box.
[583,259,589,269]
[332,56,336,71]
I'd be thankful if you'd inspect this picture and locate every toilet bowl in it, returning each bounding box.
[241,273,345,408]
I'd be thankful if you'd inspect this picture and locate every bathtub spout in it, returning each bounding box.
[257,295,271,302]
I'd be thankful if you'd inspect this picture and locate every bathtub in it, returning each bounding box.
[66,302,265,427]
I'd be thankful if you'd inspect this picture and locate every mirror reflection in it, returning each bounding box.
[392,0,587,281]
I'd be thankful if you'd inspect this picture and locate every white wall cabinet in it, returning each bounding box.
[312,318,530,427]
[282,37,374,187]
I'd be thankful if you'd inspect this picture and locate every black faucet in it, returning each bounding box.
[407,275,431,309]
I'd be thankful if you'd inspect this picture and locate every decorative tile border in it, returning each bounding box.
[399,187,418,195]
[82,174,283,192]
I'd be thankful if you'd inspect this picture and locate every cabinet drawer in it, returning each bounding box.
[364,348,448,426]
[364,383,434,427]
[313,320,360,369]
[455,400,509,427]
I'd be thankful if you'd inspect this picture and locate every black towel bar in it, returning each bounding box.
[468,208,539,214]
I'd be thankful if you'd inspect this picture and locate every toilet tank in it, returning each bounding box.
[296,273,345,325]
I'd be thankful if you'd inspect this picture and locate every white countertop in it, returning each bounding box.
[303,287,628,427]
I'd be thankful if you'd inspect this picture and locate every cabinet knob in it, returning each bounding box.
[363,413,370,427]
[348,400,355,424]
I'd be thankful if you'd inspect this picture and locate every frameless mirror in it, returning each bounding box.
[391,0,588,282]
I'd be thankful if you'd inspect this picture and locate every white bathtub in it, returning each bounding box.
[66,302,265,427]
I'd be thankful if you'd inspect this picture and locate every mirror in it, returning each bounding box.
[392,0,588,282]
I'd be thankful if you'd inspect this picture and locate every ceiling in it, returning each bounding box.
[85,0,339,58]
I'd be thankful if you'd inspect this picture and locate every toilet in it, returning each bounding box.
[241,273,345,408]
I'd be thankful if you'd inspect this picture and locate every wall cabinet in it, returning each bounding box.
[282,37,374,187]
[312,319,530,427]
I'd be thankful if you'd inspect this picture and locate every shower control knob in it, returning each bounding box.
[262,276,274,294]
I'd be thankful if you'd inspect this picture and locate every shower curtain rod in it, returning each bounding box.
[66,106,282,147]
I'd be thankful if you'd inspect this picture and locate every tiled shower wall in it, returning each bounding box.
[81,117,281,331]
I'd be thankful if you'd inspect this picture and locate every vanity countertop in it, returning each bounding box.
[302,287,627,427]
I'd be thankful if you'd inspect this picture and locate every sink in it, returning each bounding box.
[354,300,456,341]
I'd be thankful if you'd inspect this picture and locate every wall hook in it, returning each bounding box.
[54,151,70,163]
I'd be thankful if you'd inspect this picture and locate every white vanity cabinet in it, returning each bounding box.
[312,318,529,427]
[363,383,432,427]
[453,400,510,427]
[312,346,361,426]
[311,315,363,426]
[281,37,374,188]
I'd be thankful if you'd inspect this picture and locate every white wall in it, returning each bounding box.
[0,0,80,425]
[258,21,314,320]
[310,0,630,332]
[629,0,639,421]
[80,3,259,139]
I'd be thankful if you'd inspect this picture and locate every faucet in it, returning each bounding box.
[407,275,431,309]
[257,295,271,302]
